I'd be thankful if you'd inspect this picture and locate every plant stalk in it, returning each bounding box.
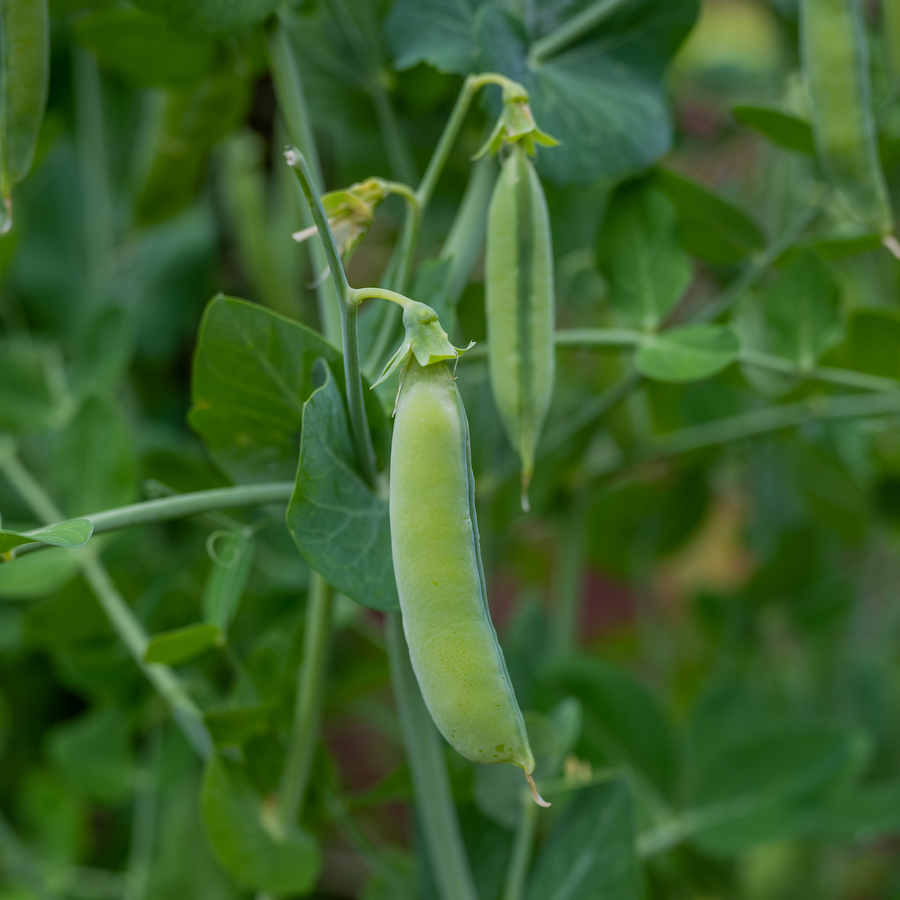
[502,798,539,900]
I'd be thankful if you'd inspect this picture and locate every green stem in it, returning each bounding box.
[123,730,161,900]
[287,148,379,486]
[0,452,213,761]
[14,482,294,556]
[501,798,538,900]
[265,11,341,343]
[351,286,416,309]
[0,808,58,900]
[529,0,631,64]
[276,573,332,831]
[385,614,478,900]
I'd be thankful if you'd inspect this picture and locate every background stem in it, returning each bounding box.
[502,798,538,900]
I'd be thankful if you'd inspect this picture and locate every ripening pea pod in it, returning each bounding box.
[801,0,894,241]
[0,0,50,233]
[390,357,549,806]
[485,142,555,511]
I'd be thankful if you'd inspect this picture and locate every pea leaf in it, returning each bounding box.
[131,0,281,36]
[732,105,816,154]
[204,701,279,748]
[0,340,58,434]
[652,168,766,264]
[201,755,320,894]
[798,780,900,842]
[597,181,692,329]
[637,325,740,383]
[763,252,843,369]
[71,9,217,88]
[0,519,92,555]
[286,362,398,612]
[144,623,221,665]
[526,778,644,900]
[387,0,699,185]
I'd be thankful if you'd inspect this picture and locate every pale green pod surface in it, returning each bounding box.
[801,0,892,236]
[390,358,534,773]
[0,0,50,228]
[485,142,555,510]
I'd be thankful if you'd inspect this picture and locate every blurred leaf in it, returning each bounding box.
[132,0,281,36]
[798,780,900,842]
[287,362,398,612]
[204,700,279,748]
[202,531,254,635]
[732,105,815,154]
[71,9,217,88]
[0,340,58,433]
[652,167,766,264]
[144,623,221,665]
[24,578,112,645]
[598,181,692,329]
[526,778,644,900]
[201,755,320,893]
[776,230,883,264]
[689,724,869,854]
[54,394,136,516]
[388,0,698,185]
[827,309,900,379]
[762,252,842,368]
[47,707,134,803]
[0,547,80,600]
[70,304,134,400]
[0,519,92,554]
[16,770,86,865]
[637,326,739,383]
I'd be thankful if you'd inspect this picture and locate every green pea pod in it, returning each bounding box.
[801,0,893,237]
[485,142,555,511]
[390,358,548,806]
[0,0,50,233]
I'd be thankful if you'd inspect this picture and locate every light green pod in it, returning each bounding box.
[801,0,893,236]
[390,358,541,785]
[485,142,555,511]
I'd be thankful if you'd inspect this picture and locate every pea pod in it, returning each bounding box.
[485,142,555,511]
[389,357,548,805]
[0,0,50,233]
[801,0,893,237]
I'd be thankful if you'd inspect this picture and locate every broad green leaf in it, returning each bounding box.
[192,295,389,484]
[132,0,281,36]
[0,519,92,554]
[388,0,699,185]
[286,362,399,612]
[202,531,254,635]
[798,780,900,842]
[689,724,869,854]
[204,700,279,747]
[71,9,216,88]
[637,325,739,383]
[763,252,842,369]
[54,394,136,516]
[0,547,80,600]
[732,105,815,154]
[48,707,134,803]
[144,623,221,665]
[201,755,320,894]
[542,657,679,799]
[0,0,50,226]
[526,778,644,900]
[652,167,766,264]
[597,182,692,329]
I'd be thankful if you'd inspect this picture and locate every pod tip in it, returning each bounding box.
[525,771,551,808]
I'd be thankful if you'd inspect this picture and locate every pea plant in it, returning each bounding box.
[4,0,900,897]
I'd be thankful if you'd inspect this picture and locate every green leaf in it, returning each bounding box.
[287,362,399,612]
[597,182,692,329]
[0,519,92,555]
[798,780,900,842]
[637,325,739,383]
[71,9,216,88]
[652,168,766,264]
[0,0,50,221]
[388,0,699,185]
[0,547,80,600]
[202,531,254,635]
[776,229,883,265]
[54,394,136,516]
[201,755,320,894]
[131,0,281,36]
[24,578,112,645]
[763,252,842,369]
[731,105,816,154]
[0,340,58,433]
[204,700,279,748]
[526,778,644,900]
[689,724,869,854]
[828,309,900,378]
[144,623,221,665]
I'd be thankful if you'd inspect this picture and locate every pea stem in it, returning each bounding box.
[385,613,479,900]
[350,286,416,309]
[528,0,631,64]
[0,450,214,760]
[275,572,333,831]
[501,797,539,900]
